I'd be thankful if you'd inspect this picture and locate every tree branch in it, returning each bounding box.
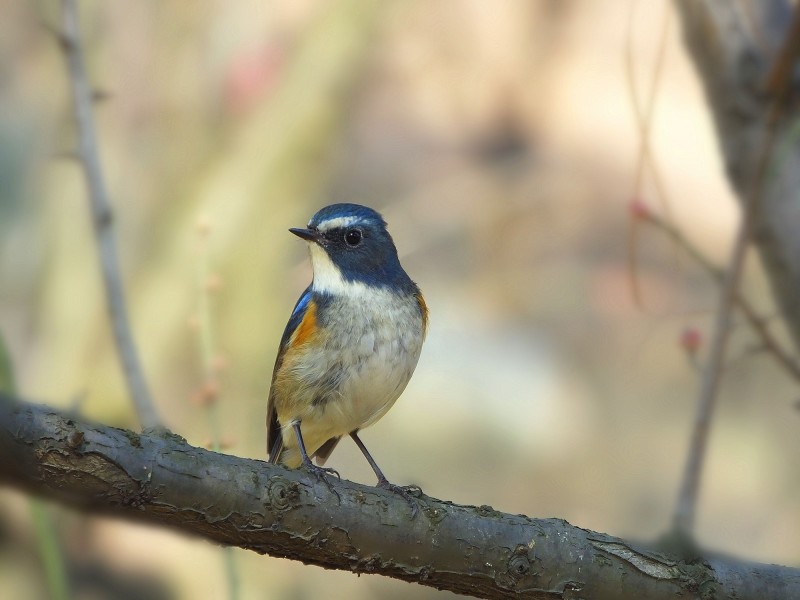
[673,0,800,349]
[0,400,797,600]
[60,0,159,428]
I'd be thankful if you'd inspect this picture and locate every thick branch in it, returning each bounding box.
[673,0,800,349]
[0,401,797,599]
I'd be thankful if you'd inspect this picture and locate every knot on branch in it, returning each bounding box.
[496,544,538,590]
[265,476,299,511]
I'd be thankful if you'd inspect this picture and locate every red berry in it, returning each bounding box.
[629,198,654,221]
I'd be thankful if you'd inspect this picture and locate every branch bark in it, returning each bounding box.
[0,400,797,600]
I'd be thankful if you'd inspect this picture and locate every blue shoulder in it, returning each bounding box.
[280,286,313,348]
[291,286,313,318]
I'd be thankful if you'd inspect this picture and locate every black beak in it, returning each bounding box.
[289,227,320,243]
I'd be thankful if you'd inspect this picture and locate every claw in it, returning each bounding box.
[378,479,423,518]
[305,462,340,480]
[301,460,341,500]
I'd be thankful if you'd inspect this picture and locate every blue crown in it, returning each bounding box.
[308,203,387,230]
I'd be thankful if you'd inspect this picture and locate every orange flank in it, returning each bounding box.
[416,291,429,337]
[292,300,318,346]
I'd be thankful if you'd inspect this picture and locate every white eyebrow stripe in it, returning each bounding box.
[314,216,362,232]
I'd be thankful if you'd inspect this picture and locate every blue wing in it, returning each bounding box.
[280,285,313,356]
[290,286,313,317]
[267,285,313,459]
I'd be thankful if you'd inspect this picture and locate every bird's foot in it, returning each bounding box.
[378,479,423,518]
[301,461,341,500]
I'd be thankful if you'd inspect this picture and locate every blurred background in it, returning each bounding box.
[1,1,798,598]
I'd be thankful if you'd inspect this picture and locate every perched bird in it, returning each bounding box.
[267,203,427,494]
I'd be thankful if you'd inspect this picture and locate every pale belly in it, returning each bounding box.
[274,292,424,467]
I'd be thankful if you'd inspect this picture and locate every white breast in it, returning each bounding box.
[288,287,425,454]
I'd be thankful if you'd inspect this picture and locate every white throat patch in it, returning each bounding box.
[308,243,371,298]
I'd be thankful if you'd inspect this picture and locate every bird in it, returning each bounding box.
[267,203,427,497]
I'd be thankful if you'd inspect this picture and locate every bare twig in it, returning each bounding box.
[60,0,159,429]
[672,117,781,535]
[650,215,800,382]
[672,181,755,535]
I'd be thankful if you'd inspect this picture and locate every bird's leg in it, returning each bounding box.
[293,421,341,484]
[350,431,422,517]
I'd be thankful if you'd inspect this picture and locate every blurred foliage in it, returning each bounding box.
[28,500,70,600]
[0,1,798,599]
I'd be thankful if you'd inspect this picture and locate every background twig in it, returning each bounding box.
[672,156,764,535]
[60,0,159,429]
[650,214,800,382]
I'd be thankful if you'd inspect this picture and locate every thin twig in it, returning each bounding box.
[673,3,800,535]
[672,144,766,535]
[677,104,782,532]
[60,0,159,429]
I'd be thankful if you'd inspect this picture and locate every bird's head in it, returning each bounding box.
[290,203,412,295]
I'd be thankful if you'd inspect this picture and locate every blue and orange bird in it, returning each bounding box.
[267,203,428,495]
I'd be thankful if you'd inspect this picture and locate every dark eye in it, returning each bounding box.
[344,229,363,247]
